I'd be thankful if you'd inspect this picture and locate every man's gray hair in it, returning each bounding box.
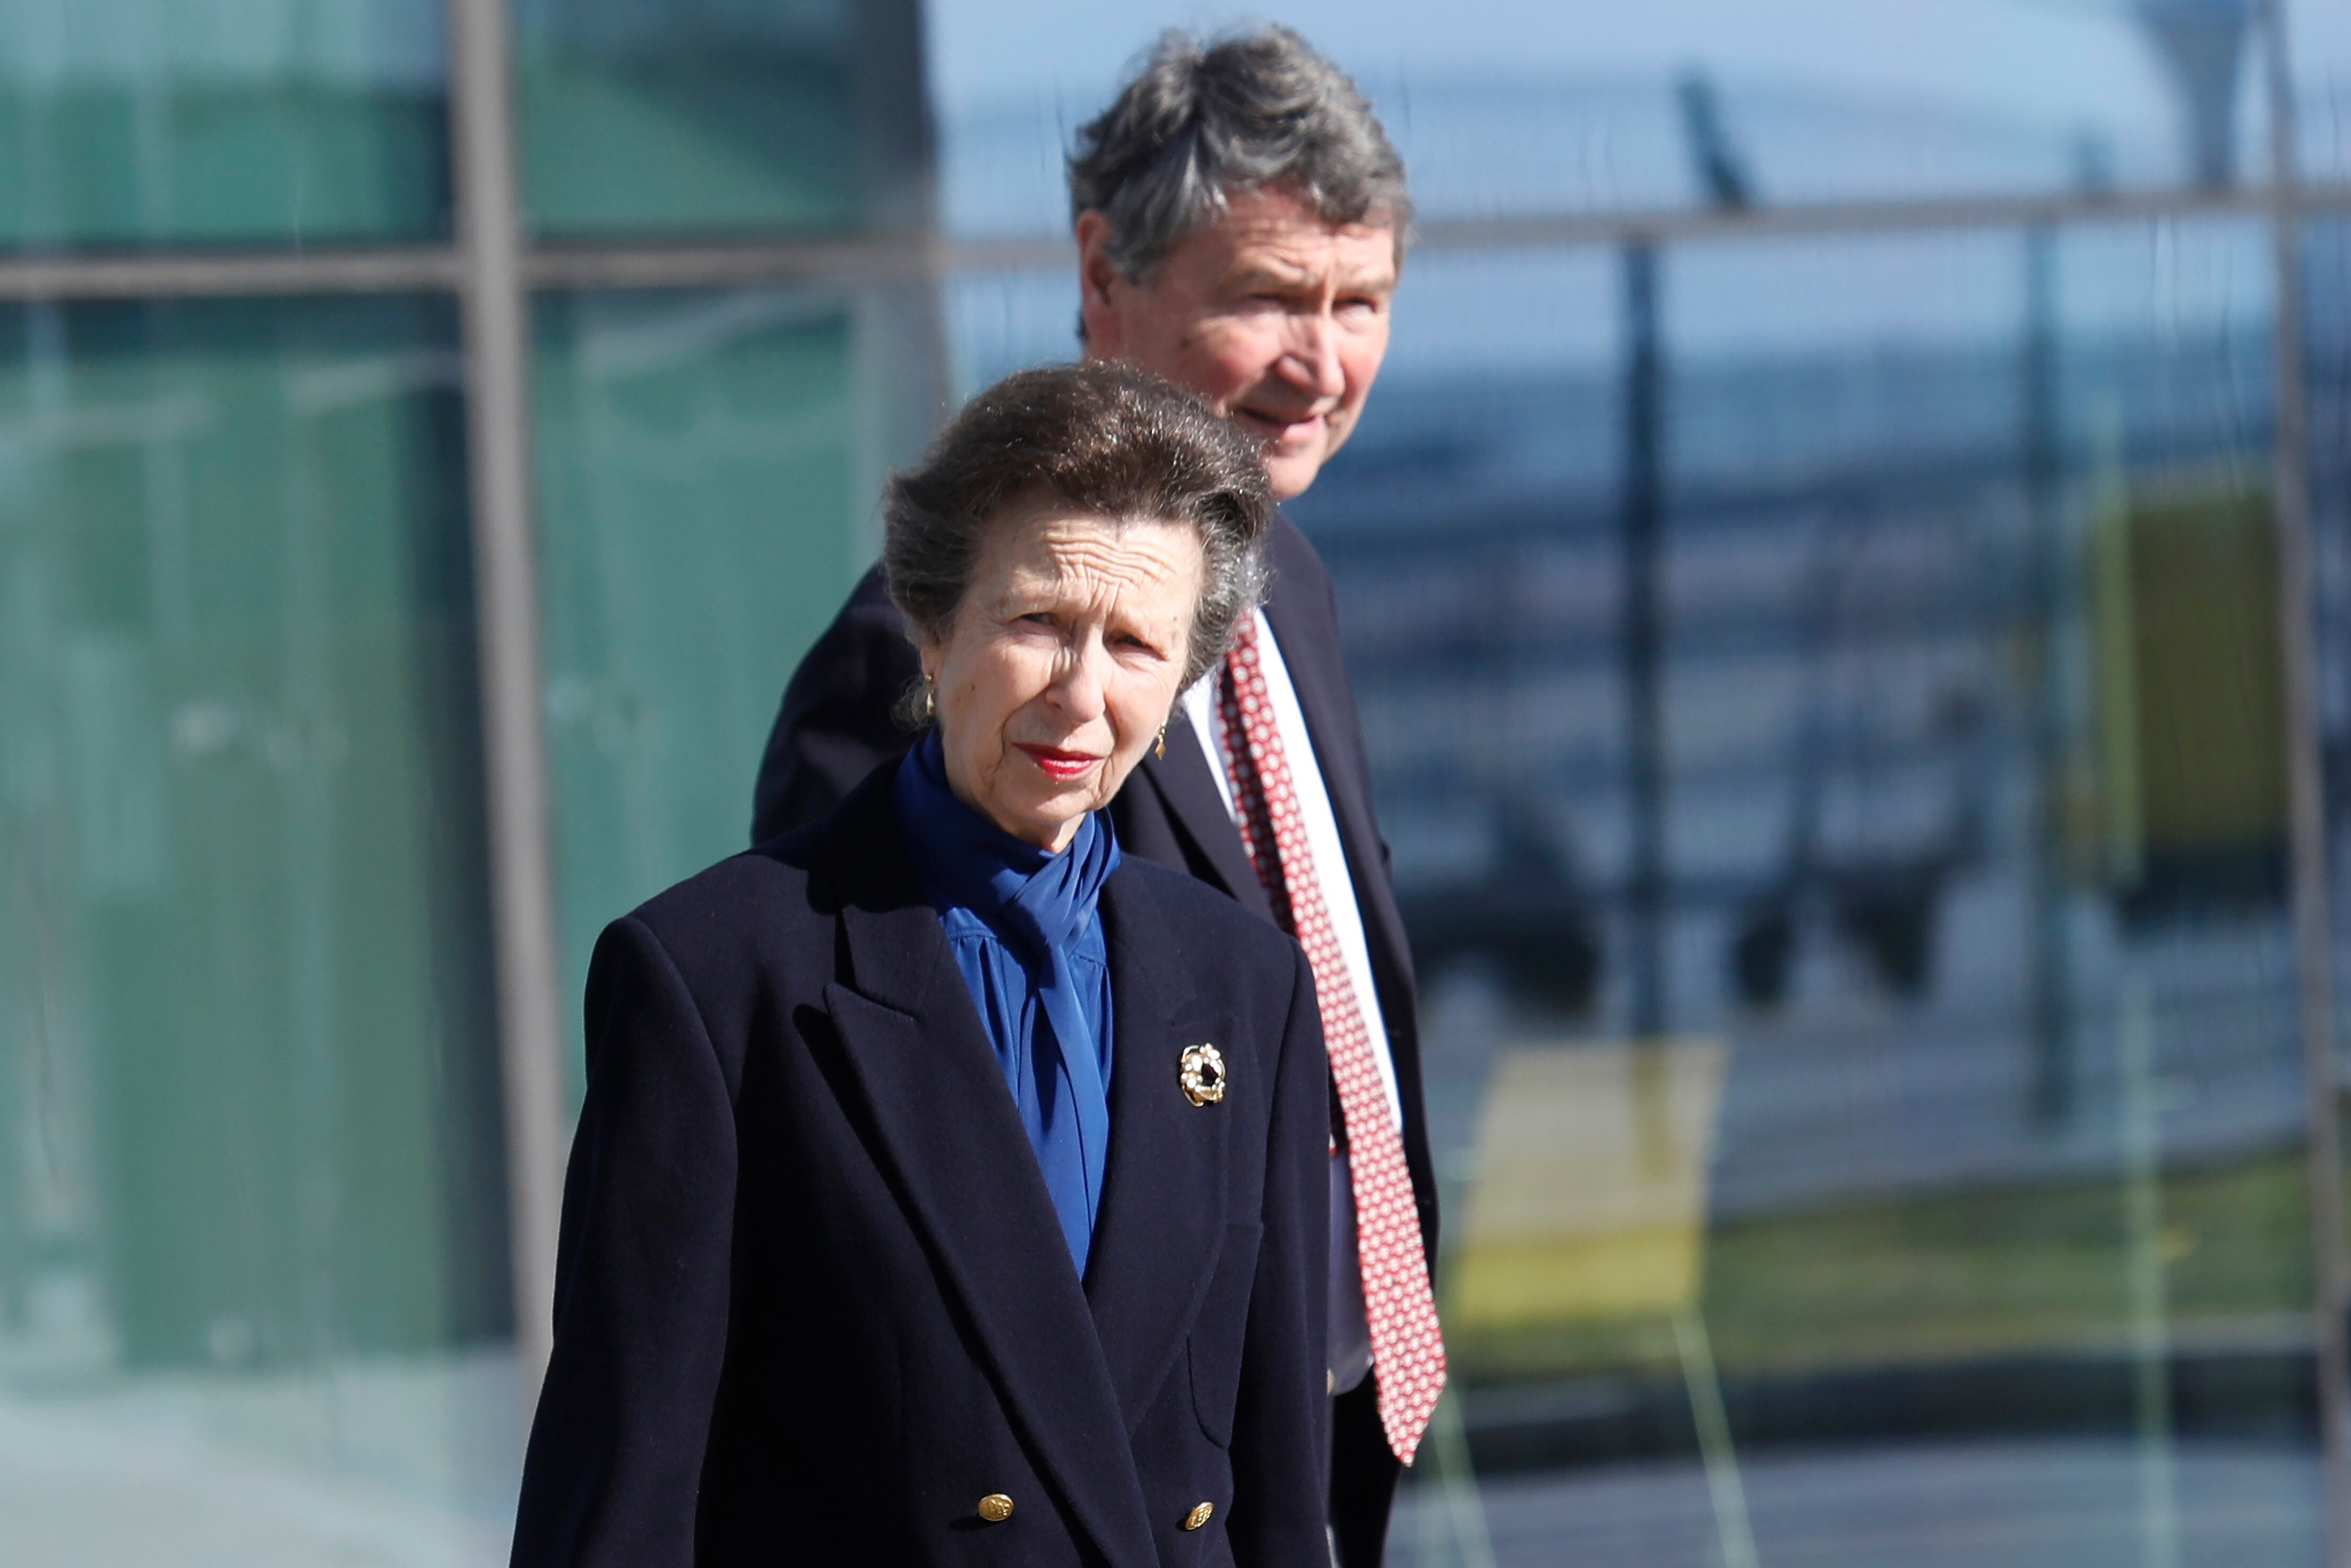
[1069,25,1411,280]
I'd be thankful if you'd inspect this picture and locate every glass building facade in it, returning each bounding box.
[5,0,2351,1563]
[0,0,936,1558]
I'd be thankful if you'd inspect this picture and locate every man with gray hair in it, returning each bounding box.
[750,28,1443,1564]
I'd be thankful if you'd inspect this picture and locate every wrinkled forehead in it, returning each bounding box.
[1162,185,1406,284]
[977,501,1204,607]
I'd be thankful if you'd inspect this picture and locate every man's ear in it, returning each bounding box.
[1074,211,1125,354]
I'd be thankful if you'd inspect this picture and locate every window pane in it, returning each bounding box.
[0,296,514,1561]
[2296,8,2351,183]
[513,0,928,240]
[0,0,449,249]
[933,3,2296,238]
[533,283,937,1093]
[1277,214,2328,1564]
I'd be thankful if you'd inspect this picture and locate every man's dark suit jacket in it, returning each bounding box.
[511,766,1331,1567]
[749,515,1437,1566]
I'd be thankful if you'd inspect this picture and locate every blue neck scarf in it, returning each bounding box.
[892,730,1119,1276]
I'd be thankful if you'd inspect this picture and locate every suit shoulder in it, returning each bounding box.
[645,761,903,961]
[619,835,823,981]
[802,566,912,671]
[1266,512,1333,591]
[835,562,904,627]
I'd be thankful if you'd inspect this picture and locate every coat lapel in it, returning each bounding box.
[1130,704,1273,922]
[1083,865,1233,1433]
[813,778,1157,1568]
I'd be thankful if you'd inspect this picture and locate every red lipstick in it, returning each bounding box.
[1016,744,1102,783]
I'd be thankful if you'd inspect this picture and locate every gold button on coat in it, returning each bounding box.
[977,1494,1014,1523]
[1182,1502,1215,1531]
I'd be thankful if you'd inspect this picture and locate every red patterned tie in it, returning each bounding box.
[1214,615,1447,1464]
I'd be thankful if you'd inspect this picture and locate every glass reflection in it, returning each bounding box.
[1292,214,2322,1567]
[0,296,513,1562]
[2297,14,2351,185]
[512,0,929,239]
[934,4,2297,241]
[0,0,449,249]
[933,1,2349,1532]
[532,283,937,1096]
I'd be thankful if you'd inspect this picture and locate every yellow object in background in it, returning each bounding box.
[1449,1039,1727,1329]
[2090,476,2286,914]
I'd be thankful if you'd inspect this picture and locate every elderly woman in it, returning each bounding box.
[510,363,1331,1568]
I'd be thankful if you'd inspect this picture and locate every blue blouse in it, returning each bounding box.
[891,731,1118,1276]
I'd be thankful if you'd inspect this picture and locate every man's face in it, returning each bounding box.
[1078,186,1397,502]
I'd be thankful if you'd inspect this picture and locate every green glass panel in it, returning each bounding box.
[0,296,513,1557]
[535,288,870,1095]
[513,0,928,239]
[0,2,449,248]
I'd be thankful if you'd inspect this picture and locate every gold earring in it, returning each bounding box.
[1155,722,1168,760]
[922,681,936,722]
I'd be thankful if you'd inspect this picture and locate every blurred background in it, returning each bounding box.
[3,0,2351,1563]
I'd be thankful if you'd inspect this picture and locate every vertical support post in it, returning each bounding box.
[1623,240,1668,1044]
[2021,225,2074,1126]
[446,0,567,1412]
[2260,1,2351,1558]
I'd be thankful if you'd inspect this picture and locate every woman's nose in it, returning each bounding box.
[1052,641,1109,720]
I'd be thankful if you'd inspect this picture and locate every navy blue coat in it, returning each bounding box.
[511,764,1332,1568]
[750,516,1436,1566]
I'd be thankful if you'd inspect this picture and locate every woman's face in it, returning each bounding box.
[920,495,1204,852]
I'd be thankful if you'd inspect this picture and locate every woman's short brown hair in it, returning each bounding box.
[883,361,1272,702]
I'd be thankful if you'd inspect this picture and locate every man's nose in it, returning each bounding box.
[1281,312,1347,402]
